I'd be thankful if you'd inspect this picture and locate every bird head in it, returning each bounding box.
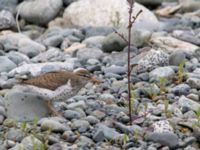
[73,68,102,84]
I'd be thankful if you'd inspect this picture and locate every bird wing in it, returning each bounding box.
[20,71,73,90]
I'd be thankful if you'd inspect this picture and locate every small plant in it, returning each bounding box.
[177,60,186,83]
[164,100,172,118]
[115,0,142,125]
[195,107,200,126]
[159,77,167,93]
[123,134,129,146]
[147,84,157,100]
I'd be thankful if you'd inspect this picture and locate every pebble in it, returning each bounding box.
[71,120,90,133]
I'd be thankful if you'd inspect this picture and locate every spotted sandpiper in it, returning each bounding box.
[17,68,101,116]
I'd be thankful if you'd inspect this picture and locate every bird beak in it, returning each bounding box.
[90,77,103,84]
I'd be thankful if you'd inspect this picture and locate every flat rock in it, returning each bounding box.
[17,0,63,25]
[178,95,200,112]
[4,88,49,121]
[146,132,179,149]
[149,66,175,81]
[76,48,103,61]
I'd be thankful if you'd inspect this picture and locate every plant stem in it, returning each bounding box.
[127,0,134,125]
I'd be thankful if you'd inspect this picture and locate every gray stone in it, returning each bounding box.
[0,0,18,13]
[6,128,23,142]
[169,84,190,96]
[93,124,123,142]
[149,66,175,81]
[180,0,200,12]
[18,38,46,58]
[102,65,126,75]
[0,115,4,124]
[17,0,63,25]
[31,48,65,63]
[21,135,42,150]
[178,96,200,112]
[72,120,90,133]
[0,10,15,30]
[102,28,151,52]
[8,60,75,77]
[76,135,94,147]
[76,48,103,61]
[64,110,82,120]
[6,51,30,65]
[169,51,186,66]
[84,115,99,125]
[40,118,68,132]
[146,132,179,149]
[4,89,49,121]
[82,36,105,48]
[81,26,114,38]
[0,56,16,72]
[64,0,159,31]
[0,106,5,116]
[187,78,200,90]
[131,49,169,73]
[43,35,63,47]
[67,101,87,110]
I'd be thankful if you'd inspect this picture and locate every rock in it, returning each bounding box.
[76,48,103,61]
[21,135,43,150]
[84,115,99,125]
[131,49,169,73]
[31,48,65,63]
[0,56,16,72]
[6,128,23,142]
[6,51,30,65]
[76,135,94,147]
[8,60,75,77]
[102,65,126,75]
[81,26,114,38]
[149,66,175,81]
[17,0,63,25]
[102,28,151,52]
[18,38,46,58]
[4,88,49,121]
[64,110,82,120]
[71,120,90,133]
[0,32,46,57]
[62,130,77,143]
[82,36,105,48]
[187,93,199,101]
[180,0,200,13]
[40,118,68,132]
[0,106,5,116]
[0,10,15,30]
[178,96,200,112]
[0,0,18,13]
[150,34,199,54]
[67,101,87,110]
[64,0,160,31]
[152,120,174,133]
[169,51,187,66]
[93,124,123,142]
[0,115,4,124]
[146,132,179,149]
[170,84,190,96]
[187,78,200,90]
[42,34,63,47]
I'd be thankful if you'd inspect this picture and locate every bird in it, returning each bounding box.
[16,68,102,116]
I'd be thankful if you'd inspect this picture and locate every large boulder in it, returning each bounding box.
[17,0,63,25]
[63,0,160,31]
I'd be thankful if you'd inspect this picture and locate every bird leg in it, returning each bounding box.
[46,101,62,117]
